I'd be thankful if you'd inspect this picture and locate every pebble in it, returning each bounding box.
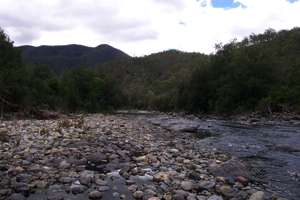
[173,190,188,200]
[218,185,234,197]
[198,180,216,191]
[133,191,144,199]
[236,176,248,186]
[181,181,194,191]
[128,185,138,192]
[153,172,169,182]
[59,160,71,169]
[8,193,26,200]
[249,191,265,200]
[0,128,9,142]
[98,186,110,192]
[80,170,94,186]
[89,191,102,199]
[207,195,223,200]
[0,114,266,200]
[70,183,86,194]
[95,179,108,186]
[113,192,120,198]
[148,197,160,200]
[169,149,179,154]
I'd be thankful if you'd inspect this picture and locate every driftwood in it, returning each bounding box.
[0,96,61,120]
[0,96,20,109]
[30,109,61,120]
[0,96,20,119]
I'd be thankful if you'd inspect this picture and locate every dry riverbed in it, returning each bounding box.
[0,114,273,200]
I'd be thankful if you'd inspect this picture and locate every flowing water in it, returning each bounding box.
[144,114,300,200]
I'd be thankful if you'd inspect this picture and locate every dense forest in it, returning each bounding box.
[1,27,300,115]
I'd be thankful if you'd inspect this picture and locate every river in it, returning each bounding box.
[137,113,300,200]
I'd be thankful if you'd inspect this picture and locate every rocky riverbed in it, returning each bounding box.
[0,114,277,200]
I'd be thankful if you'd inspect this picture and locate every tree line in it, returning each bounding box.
[1,27,300,115]
[178,28,300,114]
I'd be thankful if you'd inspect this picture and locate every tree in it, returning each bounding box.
[0,28,24,115]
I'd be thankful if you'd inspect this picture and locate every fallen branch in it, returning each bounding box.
[0,96,20,109]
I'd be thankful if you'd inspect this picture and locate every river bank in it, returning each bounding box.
[0,114,273,200]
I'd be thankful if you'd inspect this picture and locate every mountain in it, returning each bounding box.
[18,44,130,72]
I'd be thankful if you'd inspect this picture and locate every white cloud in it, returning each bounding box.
[0,0,299,56]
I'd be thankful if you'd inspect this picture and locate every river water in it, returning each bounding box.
[142,114,300,200]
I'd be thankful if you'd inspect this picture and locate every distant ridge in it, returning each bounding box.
[18,44,130,72]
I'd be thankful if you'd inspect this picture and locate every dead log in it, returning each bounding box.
[30,109,61,120]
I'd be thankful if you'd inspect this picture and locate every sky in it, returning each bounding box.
[0,0,299,56]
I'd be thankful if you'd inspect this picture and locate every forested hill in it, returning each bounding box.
[18,44,130,72]
[95,50,209,110]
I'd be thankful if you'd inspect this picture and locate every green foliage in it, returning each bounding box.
[180,28,300,113]
[22,65,61,110]
[96,50,209,111]
[61,67,121,112]
[0,28,25,109]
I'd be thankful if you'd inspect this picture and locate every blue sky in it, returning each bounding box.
[211,0,298,9]
[211,0,245,8]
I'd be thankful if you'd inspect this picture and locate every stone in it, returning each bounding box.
[8,166,24,176]
[128,185,138,192]
[133,191,144,199]
[187,194,197,200]
[181,181,194,191]
[98,186,110,192]
[207,195,223,200]
[8,193,26,200]
[196,195,207,200]
[59,177,73,184]
[163,194,172,200]
[16,174,31,183]
[113,192,120,198]
[87,152,107,165]
[0,189,10,196]
[0,128,9,142]
[153,172,169,182]
[169,149,179,154]
[80,170,94,186]
[197,180,215,191]
[13,182,29,196]
[47,192,65,200]
[70,183,86,194]
[218,185,234,197]
[95,179,108,186]
[173,190,188,200]
[135,155,147,162]
[249,191,265,200]
[148,197,160,200]
[89,191,102,199]
[236,176,248,186]
[59,160,71,169]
